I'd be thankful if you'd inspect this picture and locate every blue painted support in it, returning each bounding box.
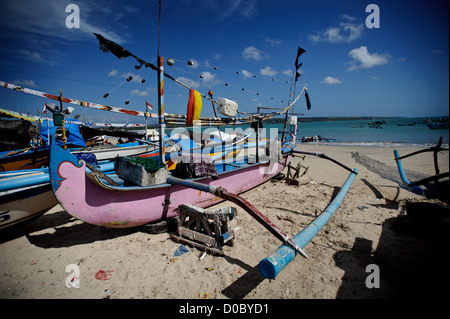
[258,168,358,279]
[393,150,424,195]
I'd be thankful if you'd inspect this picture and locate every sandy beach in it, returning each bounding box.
[0,143,448,300]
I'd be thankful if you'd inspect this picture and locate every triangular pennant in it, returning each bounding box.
[295,46,306,70]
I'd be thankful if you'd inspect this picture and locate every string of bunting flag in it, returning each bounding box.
[0,34,309,126]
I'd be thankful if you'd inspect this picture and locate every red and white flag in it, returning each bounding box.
[146,100,153,110]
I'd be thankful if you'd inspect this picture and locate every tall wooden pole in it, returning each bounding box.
[157,0,165,165]
[59,89,67,149]
[157,55,165,165]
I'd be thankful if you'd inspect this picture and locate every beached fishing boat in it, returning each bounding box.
[0,145,51,172]
[4,2,358,278]
[46,28,308,229]
[76,140,158,161]
[0,168,56,229]
[0,129,157,172]
[49,131,291,228]
[0,138,158,172]
[0,159,120,229]
[394,137,449,200]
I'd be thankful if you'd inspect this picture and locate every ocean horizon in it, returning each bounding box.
[145,116,448,148]
[207,116,449,148]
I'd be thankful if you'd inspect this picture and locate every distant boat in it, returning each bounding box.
[300,135,336,143]
[426,122,449,129]
[350,124,365,128]
[368,120,385,129]
[397,123,415,126]
[423,117,449,129]
[368,120,386,125]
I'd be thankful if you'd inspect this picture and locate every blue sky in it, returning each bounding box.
[0,0,448,124]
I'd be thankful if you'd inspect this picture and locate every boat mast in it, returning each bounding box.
[59,89,67,150]
[157,0,165,166]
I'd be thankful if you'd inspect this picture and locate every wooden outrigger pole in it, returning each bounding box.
[157,55,165,166]
[166,176,308,258]
[157,0,165,166]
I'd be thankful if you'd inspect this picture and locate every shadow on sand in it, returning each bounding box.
[334,200,449,298]
[0,209,137,247]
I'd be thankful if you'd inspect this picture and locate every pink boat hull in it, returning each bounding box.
[53,157,288,228]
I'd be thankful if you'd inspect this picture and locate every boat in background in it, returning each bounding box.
[0,146,51,172]
[368,120,385,129]
[0,159,118,230]
[300,135,336,143]
[425,119,449,129]
[0,168,56,229]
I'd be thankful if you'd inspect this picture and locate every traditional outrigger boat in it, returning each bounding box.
[0,168,56,229]
[3,2,358,278]
[0,109,159,171]
[0,160,118,229]
[394,137,449,200]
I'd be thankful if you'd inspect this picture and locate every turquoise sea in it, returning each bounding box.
[293,117,449,147]
[212,117,449,148]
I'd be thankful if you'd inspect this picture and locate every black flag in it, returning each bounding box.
[94,33,149,69]
[294,46,306,83]
[94,33,133,60]
[305,90,311,110]
[294,46,306,70]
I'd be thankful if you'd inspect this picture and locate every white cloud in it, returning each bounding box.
[242,46,267,61]
[131,88,149,96]
[176,77,200,89]
[309,14,364,43]
[321,76,342,84]
[241,70,254,78]
[108,69,118,77]
[347,46,389,71]
[0,0,127,44]
[260,66,277,77]
[200,72,220,86]
[265,37,281,47]
[282,69,293,76]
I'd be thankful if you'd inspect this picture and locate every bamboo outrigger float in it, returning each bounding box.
[259,168,357,279]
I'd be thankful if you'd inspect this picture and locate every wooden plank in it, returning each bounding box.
[169,234,224,256]
[179,227,216,246]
